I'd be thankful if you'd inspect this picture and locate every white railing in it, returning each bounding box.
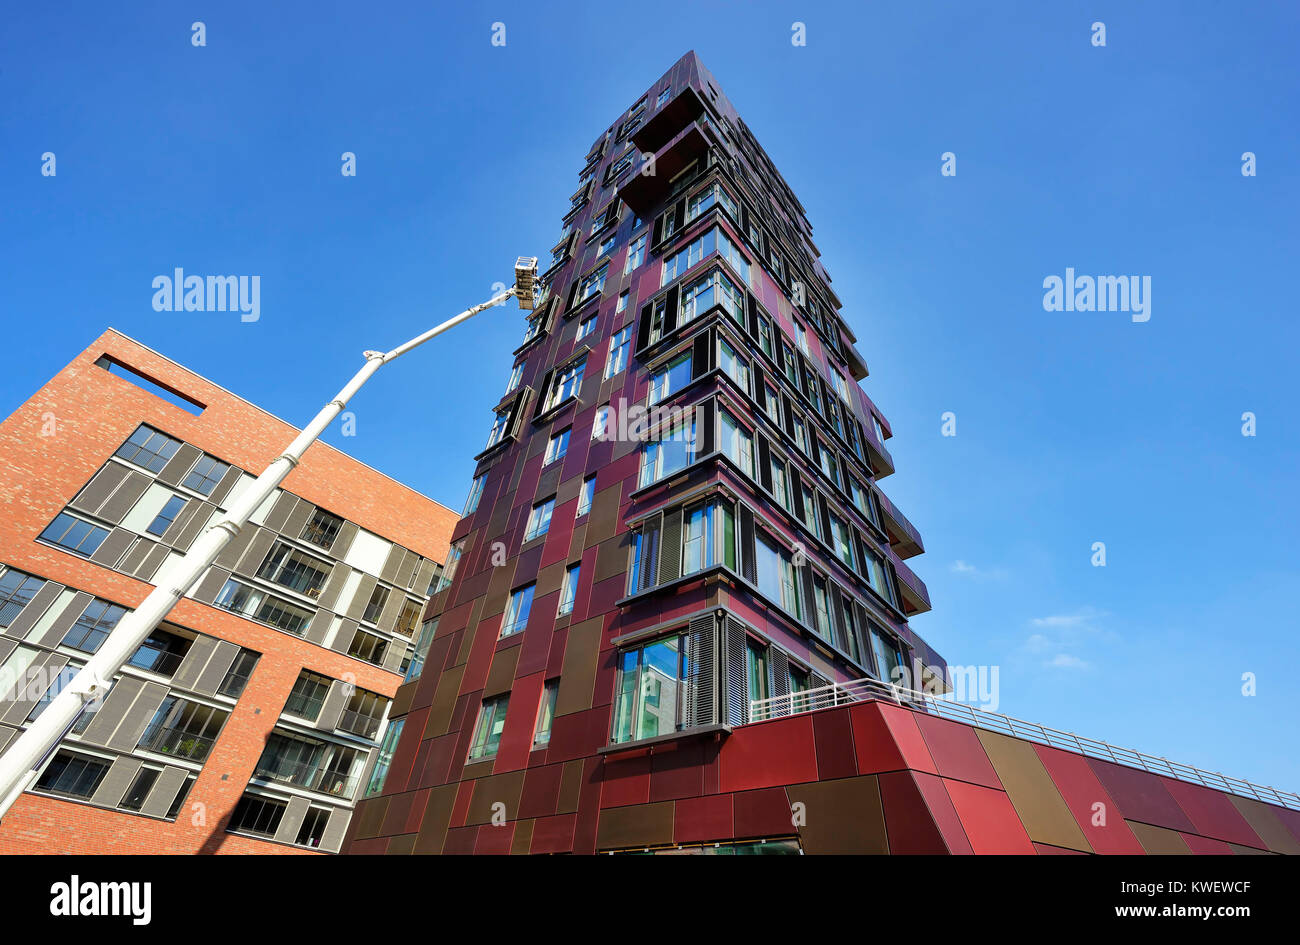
[749,677,1300,811]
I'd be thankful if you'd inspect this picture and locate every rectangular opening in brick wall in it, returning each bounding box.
[94,355,206,415]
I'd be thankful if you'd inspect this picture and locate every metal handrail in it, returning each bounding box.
[749,677,1300,811]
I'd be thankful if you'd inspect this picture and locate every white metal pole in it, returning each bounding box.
[0,285,517,822]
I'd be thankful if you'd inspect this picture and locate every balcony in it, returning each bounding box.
[138,725,216,763]
[874,489,924,559]
[890,552,931,616]
[336,707,384,740]
[253,757,360,799]
[630,85,707,155]
[618,120,714,219]
[747,676,1300,812]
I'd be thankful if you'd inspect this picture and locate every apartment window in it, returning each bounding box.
[544,358,586,411]
[870,624,904,685]
[661,227,713,284]
[840,594,864,664]
[257,542,332,599]
[800,484,821,539]
[575,476,596,521]
[826,512,854,570]
[872,414,887,444]
[115,425,181,473]
[820,446,841,489]
[648,350,692,405]
[534,680,559,746]
[587,404,608,440]
[501,584,535,638]
[228,793,286,838]
[118,766,160,812]
[781,341,799,385]
[656,87,671,107]
[40,513,109,558]
[606,326,631,377]
[746,638,769,706]
[463,474,486,516]
[719,409,754,478]
[616,290,629,314]
[522,313,544,345]
[612,635,685,743]
[863,549,896,606]
[754,533,800,618]
[127,627,191,676]
[395,598,421,637]
[434,540,463,593]
[770,456,790,511]
[0,569,47,627]
[719,338,750,391]
[792,414,808,454]
[763,383,782,425]
[365,718,404,797]
[338,687,389,739]
[577,312,597,341]
[296,807,331,848]
[300,508,343,550]
[680,268,744,327]
[145,493,187,537]
[629,519,660,593]
[182,455,229,496]
[405,618,438,681]
[524,498,555,541]
[469,694,510,760]
[558,563,580,616]
[638,417,698,487]
[830,369,851,402]
[348,628,389,666]
[60,599,127,653]
[813,575,834,642]
[757,314,774,360]
[598,233,617,257]
[505,360,524,393]
[285,671,332,721]
[253,730,362,797]
[681,499,736,575]
[34,750,110,800]
[137,696,228,762]
[215,579,312,634]
[795,321,810,355]
[486,406,512,449]
[625,233,647,273]
[361,584,390,623]
[686,182,738,223]
[218,648,260,699]
[544,428,571,467]
[578,262,609,303]
[789,665,811,702]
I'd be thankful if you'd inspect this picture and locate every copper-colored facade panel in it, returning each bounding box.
[1127,820,1192,855]
[976,730,1092,853]
[786,776,888,855]
[594,801,675,850]
[1228,796,1300,854]
[553,618,602,717]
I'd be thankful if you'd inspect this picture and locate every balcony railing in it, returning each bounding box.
[253,758,360,799]
[749,677,1300,811]
[138,725,216,763]
[336,708,383,740]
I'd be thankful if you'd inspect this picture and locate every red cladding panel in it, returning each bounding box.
[518,764,565,820]
[1088,759,1196,834]
[1160,777,1266,849]
[912,771,974,854]
[878,771,949,854]
[1033,842,1087,855]
[673,793,735,844]
[1180,832,1234,855]
[848,701,936,775]
[732,788,796,839]
[530,813,578,854]
[719,716,819,793]
[649,740,708,802]
[913,713,1002,789]
[943,780,1036,855]
[812,707,858,780]
[475,822,515,855]
[600,754,653,808]
[1033,746,1145,855]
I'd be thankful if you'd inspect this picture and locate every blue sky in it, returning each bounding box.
[3,2,1298,789]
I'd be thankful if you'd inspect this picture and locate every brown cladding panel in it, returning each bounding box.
[1127,820,1192,855]
[554,618,602,717]
[786,775,889,854]
[975,729,1092,853]
[594,801,675,850]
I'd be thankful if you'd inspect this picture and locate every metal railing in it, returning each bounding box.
[749,677,1300,811]
[253,758,360,799]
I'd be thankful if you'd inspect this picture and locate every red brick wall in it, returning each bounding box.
[0,329,458,854]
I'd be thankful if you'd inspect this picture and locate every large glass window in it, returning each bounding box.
[524,498,555,541]
[365,718,404,797]
[534,680,559,747]
[718,409,753,478]
[254,730,364,798]
[137,696,228,762]
[257,542,332,599]
[629,518,660,594]
[558,563,581,616]
[840,594,863,664]
[544,428,571,466]
[361,584,390,624]
[40,513,109,558]
[486,406,512,449]
[638,417,698,487]
[218,648,260,699]
[829,513,855,570]
[146,494,187,537]
[681,499,735,575]
[115,425,180,473]
[680,269,744,326]
[434,540,463,593]
[300,508,343,550]
[214,579,312,635]
[228,793,286,838]
[754,533,800,618]
[469,694,510,760]
[578,262,608,302]
[182,455,229,496]
[611,635,686,743]
[870,624,905,685]
[285,670,332,720]
[60,599,127,653]
[463,474,486,517]
[347,628,389,666]
[0,569,46,628]
[770,456,790,511]
[686,181,738,223]
[576,475,596,518]
[813,575,833,643]
[648,351,692,405]
[544,358,586,411]
[34,750,110,800]
[500,584,535,638]
[746,639,769,708]
[863,549,896,606]
[625,233,647,273]
[405,618,438,682]
[605,326,631,377]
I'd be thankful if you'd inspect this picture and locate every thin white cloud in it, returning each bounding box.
[949,560,1007,579]
[1047,653,1089,669]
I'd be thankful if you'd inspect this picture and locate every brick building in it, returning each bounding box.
[344,52,1300,855]
[0,329,456,853]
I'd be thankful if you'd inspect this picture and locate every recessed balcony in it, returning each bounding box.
[890,553,931,615]
[875,490,924,559]
[618,120,713,219]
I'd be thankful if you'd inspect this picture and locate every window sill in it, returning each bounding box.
[598,723,731,757]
